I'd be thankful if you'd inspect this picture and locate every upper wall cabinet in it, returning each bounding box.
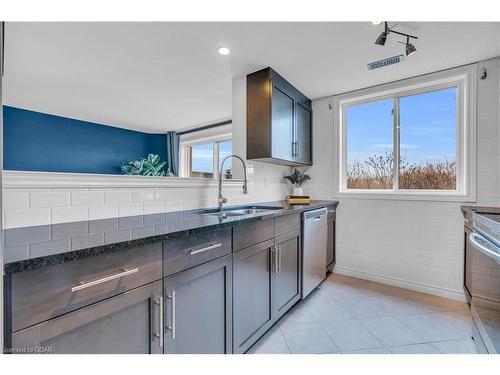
[246,67,312,166]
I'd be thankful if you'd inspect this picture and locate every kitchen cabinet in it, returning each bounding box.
[247,67,312,166]
[11,281,163,354]
[326,209,336,272]
[163,254,232,354]
[233,223,302,353]
[233,239,275,354]
[273,230,301,317]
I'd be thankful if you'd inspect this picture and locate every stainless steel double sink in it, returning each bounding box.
[198,205,282,218]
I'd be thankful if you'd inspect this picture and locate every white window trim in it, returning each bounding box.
[333,64,477,202]
[179,126,232,179]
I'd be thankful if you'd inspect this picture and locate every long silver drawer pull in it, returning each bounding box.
[189,243,222,255]
[71,268,139,292]
[167,291,176,339]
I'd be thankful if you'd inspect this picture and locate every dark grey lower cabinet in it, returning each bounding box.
[11,281,163,354]
[233,239,275,354]
[163,254,232,354]
[274,230,301,316]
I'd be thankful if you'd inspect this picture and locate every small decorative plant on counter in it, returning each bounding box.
[224,169,233,179]
[121,154,169,176]
[284,169,311,196]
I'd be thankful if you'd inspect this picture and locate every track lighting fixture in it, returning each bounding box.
[405,36,417,56]
[374,22,418,56]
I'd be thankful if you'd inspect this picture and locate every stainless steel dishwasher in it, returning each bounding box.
[302,207,328,298]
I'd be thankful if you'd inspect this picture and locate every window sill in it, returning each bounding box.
[335,190,476,203]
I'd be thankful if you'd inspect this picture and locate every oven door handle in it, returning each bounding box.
[469,232,500,264]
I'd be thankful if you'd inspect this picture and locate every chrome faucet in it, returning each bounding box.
[218,154,248,211]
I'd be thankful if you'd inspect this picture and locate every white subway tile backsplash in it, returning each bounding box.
[71,191,104,206]
[143,200,166,214]
[3,191,29,210]
[105,191,131,204]
[89,204,119,220]
[131,190,155,202]
[51,206,89,224]
[30,191,70,208]
[2,164,288,229]
[4,208,51,228]
[118,202,143,216]
[154,189,172,201]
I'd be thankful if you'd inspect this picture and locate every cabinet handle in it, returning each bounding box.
[270,245,276,273]
[71,267,139,292]
[275,245,279,274]
[189,243,222,255]
[296,140,300,158]
[278,244,282,273]
[167,291,176,339]
[152,297,163,348]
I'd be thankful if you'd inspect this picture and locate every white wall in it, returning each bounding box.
[305,58,500,301]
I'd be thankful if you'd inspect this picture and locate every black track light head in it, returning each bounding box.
[375,22,389,46]
[405,36,417,56]
[375,32,387,46]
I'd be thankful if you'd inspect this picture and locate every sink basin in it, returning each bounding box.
[198,205,282,218]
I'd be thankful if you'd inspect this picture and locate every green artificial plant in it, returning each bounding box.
[121,154,168,176]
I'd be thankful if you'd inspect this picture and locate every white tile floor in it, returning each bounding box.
[247,273,479,354]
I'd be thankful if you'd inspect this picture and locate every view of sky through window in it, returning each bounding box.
[345,87,458,190]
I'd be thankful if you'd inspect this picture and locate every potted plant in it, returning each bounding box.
[284,169,311,196]
[225,169,232,179]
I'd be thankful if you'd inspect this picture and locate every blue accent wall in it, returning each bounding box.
[3,106,168,175]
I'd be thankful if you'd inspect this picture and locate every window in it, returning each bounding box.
[190,143,214,178]
[337,65,476,200]
[179,124,233,179]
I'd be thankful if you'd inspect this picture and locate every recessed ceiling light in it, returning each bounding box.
[371,21,382,25]
[218,47,231,56]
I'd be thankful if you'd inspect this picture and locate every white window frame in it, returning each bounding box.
[179,126,232,179]
[334,64,477,202]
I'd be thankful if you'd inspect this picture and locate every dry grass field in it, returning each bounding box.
[346,152,456,190]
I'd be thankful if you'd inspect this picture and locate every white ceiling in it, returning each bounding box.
[4,22,500,133]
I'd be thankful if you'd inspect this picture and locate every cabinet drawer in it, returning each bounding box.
[11,242,162,332]
[233,218,275,251]
[275,213,301,236]
[163,227,232,277]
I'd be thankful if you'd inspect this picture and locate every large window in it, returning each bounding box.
[337,66,476,200]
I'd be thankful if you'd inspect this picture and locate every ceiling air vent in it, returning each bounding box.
[367,54,404,71]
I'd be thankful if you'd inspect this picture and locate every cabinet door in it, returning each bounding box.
[273,230,301,319]
[326,216,335,270]
[163,254,232,354]
[233,239,275,354]
[295,103,312,165]
[271,85,294,161]
[11,281,163,354]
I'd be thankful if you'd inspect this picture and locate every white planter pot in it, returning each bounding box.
[292,187,304,196]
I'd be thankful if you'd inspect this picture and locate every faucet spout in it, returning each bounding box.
[218,154,248,211]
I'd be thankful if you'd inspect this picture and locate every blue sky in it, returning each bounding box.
[346,87,457,165]
[192,140,232,173]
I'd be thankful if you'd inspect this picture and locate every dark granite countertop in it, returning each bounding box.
[3,200,338,274]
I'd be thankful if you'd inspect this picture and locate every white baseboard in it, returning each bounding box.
[333,265,467,302]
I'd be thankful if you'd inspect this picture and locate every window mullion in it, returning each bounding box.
[392,97,400,191]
